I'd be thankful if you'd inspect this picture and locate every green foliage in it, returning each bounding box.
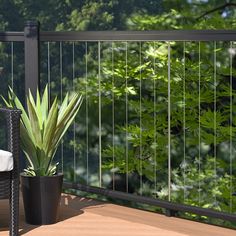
[2,85,83,176]
[1,0,236,227]
[93,39,236,218]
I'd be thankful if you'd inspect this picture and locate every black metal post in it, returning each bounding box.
[24,21,40,99]
[165,209,178,217]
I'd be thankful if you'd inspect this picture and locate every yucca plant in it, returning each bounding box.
[2,85,83,176]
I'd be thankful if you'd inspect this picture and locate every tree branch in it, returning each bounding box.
[196,2,236,20]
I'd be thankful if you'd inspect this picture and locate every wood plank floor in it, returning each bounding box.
[0,194,235,236]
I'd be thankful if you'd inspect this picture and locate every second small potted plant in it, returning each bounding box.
[2,85,83,225]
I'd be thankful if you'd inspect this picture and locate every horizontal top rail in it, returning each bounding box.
[1,30,236,42]
[40,30,236,42]
[0,32,24,42]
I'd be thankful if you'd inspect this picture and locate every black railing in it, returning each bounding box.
[0,21,236,224]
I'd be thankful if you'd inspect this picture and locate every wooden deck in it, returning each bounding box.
[0,194,235,236]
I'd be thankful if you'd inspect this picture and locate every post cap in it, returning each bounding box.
[25,21,40,27]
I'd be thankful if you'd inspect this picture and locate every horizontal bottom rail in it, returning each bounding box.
[63,182,236,222]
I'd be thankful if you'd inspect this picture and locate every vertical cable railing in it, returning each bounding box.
[85,42,89,185]
[38,31,236,222]
[0,41,24,102]
[1,28,236,223]
[167,42,171,202]
[213,41,217,205]
[72,42,76,183]
[98,41,102,187]
[47,42,51,103]
[11,42,14,90]
[112,42,115,190]
[183,41,186,203]
[229,41,233,213]
[59,41,64,173]
[139,42,143,195]
[153,41,157,195]
[198,42,201,206]
[125,42,129,193]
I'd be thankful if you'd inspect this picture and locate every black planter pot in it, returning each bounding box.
[21,173,63,225]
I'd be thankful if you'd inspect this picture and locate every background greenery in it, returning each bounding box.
[0,0,236,228]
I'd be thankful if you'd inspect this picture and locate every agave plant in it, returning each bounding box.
[2,85,83,176]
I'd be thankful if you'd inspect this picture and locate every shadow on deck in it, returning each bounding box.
[0,194,235,236]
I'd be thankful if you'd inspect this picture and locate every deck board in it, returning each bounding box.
[0,194,235,236]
